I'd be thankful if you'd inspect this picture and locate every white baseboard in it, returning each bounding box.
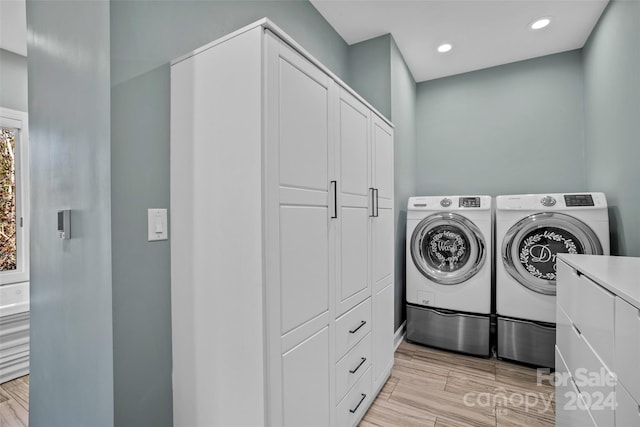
[0,311,30,384]
[394,320,406,351]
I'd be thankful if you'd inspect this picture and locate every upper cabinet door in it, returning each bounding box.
[371,115,394,290]
[372,116,394,207]
[265,36,334,336]
[276,43,331,192]
[335,88,371,316]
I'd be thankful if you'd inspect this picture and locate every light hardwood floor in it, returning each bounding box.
[360,340,555,427]
[0,375,28,426]
[0,342,554,427]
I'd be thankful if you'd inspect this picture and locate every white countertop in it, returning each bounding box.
[558,254,640,309]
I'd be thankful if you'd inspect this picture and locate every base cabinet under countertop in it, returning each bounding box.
[556,254,640,427]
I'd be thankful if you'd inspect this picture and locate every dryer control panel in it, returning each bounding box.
[564,194,594,207]
[459,197,481,208]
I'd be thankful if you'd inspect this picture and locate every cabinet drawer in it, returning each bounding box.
[615,296,640,403]
[336,366,372,427]
[557,305,615,427]
[336,298,371,359]
[557,260,578,318]
[572,272,614,370]
[557,261,615,369]
[555,346,597,427]
[616,382,640,427]
[556,305,578,371]
[336,333,371,403]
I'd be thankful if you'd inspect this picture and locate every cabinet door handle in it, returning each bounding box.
[369,188,375,217]
[349,393,367,414]
[349,357,367,374]
[330,181,337,219]
[374,188,379,217]
[572,322,582,336]
[349,320,366,334]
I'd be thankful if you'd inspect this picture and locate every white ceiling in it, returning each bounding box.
[310,0,608,82]
[0,0,27,56]
[0,0,608,79]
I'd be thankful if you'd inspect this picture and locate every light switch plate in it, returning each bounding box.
[148,208,168,241]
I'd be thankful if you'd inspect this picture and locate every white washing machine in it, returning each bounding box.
[495,192,609,367]
[406,195,492,357]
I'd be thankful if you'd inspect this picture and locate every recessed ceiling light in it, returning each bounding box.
[530,18,551,30]
[437,43,453,53]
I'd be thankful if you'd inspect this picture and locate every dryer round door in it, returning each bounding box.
[410,212,487,285]
[502,212,603,295]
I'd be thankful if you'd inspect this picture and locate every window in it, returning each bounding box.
[1,108,29,285]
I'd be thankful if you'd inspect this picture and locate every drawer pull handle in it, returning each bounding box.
[349,357,367,374]
[349,320,366,334]
[572,322,582,336]
[349,393,367,414]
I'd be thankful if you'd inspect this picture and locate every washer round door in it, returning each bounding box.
[410,212,487,285]
[502,212,603,295]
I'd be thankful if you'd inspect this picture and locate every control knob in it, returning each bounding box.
[540,196,557,207]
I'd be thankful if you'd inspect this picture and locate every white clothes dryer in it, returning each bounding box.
[406,195,492,357]
[495,192,609,367]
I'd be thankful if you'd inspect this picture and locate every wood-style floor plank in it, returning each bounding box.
[496,405,556,427]
[362,399,438,427]
[1,377,29,410]
[1,347,555,427]
[0,388,28,427]
[360,340,555,427]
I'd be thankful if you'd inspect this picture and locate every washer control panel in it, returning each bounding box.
[540,196,557,207]
[459,197,481,208]
[564,194,594,207]
[440,198,453,207]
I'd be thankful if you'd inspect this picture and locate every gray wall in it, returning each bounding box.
[26,1,114,426]
[109,2,350,425]
[111,0,349,86]
[416,50,587,196]
[348,34,417,331]
[347,35,392,119]
[390,38,416,330]
[583,0,640,257]
[0,49,28,111]
[111,65,173,426]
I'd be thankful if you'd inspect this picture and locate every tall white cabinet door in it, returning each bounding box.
[371,116,394,292]
[370,115,394,390]
[282,327,331,427]
[266,34,334,335]
[335,89,371,316]
[372,284,394,385]
[265,33,334,427]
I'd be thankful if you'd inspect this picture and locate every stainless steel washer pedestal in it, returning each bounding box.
[497,317,555,368]
[406,304,491,357]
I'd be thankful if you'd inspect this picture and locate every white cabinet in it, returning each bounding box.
[170,19,394,427]
[282,327,331,427]
[615,296,640,404]
[371,115,394,293]
[556,254,640,427]
[372,283,394,385]
[335,88,371,317]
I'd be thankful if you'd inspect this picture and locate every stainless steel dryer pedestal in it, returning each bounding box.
[406,304,491,357]
[497,317,555,368]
